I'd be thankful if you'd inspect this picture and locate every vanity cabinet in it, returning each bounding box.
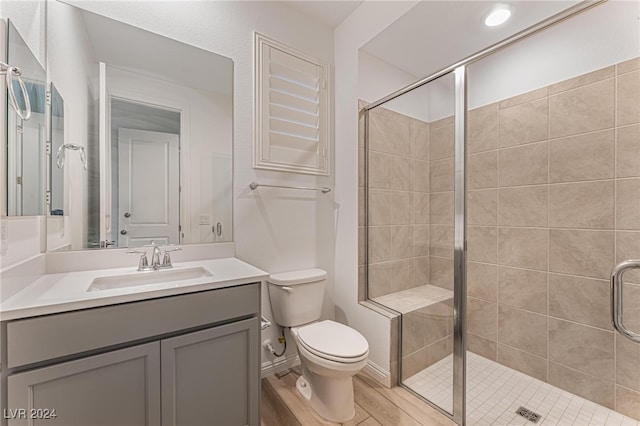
[2,283,261,426]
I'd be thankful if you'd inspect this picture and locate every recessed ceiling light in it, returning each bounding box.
[485,5,512,27]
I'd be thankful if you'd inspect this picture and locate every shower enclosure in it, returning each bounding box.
[362,1,640,424]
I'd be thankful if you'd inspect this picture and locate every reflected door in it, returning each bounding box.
[118,128,179,247]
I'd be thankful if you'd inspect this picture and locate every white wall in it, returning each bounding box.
[66,0,335,371]
[358,50,429,122]
[335,0,419,376]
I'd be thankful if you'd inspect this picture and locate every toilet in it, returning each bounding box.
[267,268,369,422]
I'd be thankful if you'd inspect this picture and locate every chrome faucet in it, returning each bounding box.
[127,242,182,271]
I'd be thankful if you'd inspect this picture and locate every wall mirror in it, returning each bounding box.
[46,2,234,251]
[6,19,46,217]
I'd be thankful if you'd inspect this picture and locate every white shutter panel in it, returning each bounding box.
[254,33,329,175]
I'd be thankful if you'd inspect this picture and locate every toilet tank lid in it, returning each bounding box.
[268,268,327,286]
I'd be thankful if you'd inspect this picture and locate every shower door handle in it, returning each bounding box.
[611,259,640,343]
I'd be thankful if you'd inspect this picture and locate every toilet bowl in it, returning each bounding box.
[291,320,368,422]
[267,269,369,422]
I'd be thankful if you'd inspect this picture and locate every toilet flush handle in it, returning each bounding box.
[281,286,293,292]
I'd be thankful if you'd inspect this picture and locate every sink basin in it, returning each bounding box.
[87,267,213,292]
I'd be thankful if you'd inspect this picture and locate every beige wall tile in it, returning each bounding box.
[358,188,364,226]
[468,151,498,190]
[358,227,365,266]
[358,265,365,301]
[391,156,413,191]
[548,274,611,330]
[468,111,498,154]
[401,349,427,381]
[391,192,413,225]
[429,192,453,225]
[549,66,614,94]
[548,362,614,409]
[413,257,429,286]
[413,160,429,191]
[369,108,411,155]
[429,256,453,290]
[499,142,548,187]
[498,186,548,227]
[402,310,426,355]
[616,232,640,284]
[499,87,548,110]
[616,335,640,392]
[549,181,614,229]
[414,192,429,224]
[618,57,640,75]
[369,226,391,263]
[430,124,454,160]
[622,283,640,332]
[498,305,547,357]
[368,262,393,298]
[498,267,547,314]
[429,158,454,192]
[497,344,547,382]
[413,225,429,257]
[550,79,615,138]
[617,178,640,230]
[549,129,615,183]
[498,228,548,271]
[549,230,613,279]
[369,190,392,225]
[411,123,429,161]
[391,259,415,293]
[548,318,614,380]
[429,225,453,259]
[468,333,497,361]
[430,116,453,129]
[617,125,640,178]
[359,148,365,188]
[468,226,497,264]
[468,262,498,302]
[617,70,640,126]
[468,189,497,226]
[369,151,393,189]
[616,386,640,421]
[499,98,548,148]
[469,102,498,119]
[468,297,497,341]
[390,226,413,260]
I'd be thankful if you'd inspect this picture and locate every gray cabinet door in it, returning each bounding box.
[7,342,161,426]
[161,318,259,426]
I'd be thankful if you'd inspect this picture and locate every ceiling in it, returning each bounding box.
[282,0,364,28]
[361,0,583,78]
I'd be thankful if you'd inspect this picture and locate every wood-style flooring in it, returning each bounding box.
[261,369,455,426]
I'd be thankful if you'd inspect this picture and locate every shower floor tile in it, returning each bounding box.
[404,351,639,426]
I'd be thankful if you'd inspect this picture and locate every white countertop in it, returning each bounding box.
[0,257,268,321]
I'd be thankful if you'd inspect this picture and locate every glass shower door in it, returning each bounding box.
[365,71,463,419]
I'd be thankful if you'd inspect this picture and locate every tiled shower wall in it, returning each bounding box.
[358,105,431,299]
[461,57,640,419]
[359,57,640,419]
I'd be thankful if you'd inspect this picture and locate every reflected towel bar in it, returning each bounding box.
[249,182,331,194]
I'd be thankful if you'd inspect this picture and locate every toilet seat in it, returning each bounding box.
[294,320,369,363]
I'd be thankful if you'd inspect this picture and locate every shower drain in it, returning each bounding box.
[516,406,542,423]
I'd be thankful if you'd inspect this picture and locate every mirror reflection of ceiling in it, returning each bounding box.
[79,10,233,96]
[361,0,582,80]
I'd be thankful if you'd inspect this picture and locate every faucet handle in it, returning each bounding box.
[127,250,149,271]
[162,247,182,267]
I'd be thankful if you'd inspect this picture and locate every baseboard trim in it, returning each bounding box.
[362,360,391,388]
[261,354,300,378]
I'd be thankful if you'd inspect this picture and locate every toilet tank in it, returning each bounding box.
[267,268,327,327]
